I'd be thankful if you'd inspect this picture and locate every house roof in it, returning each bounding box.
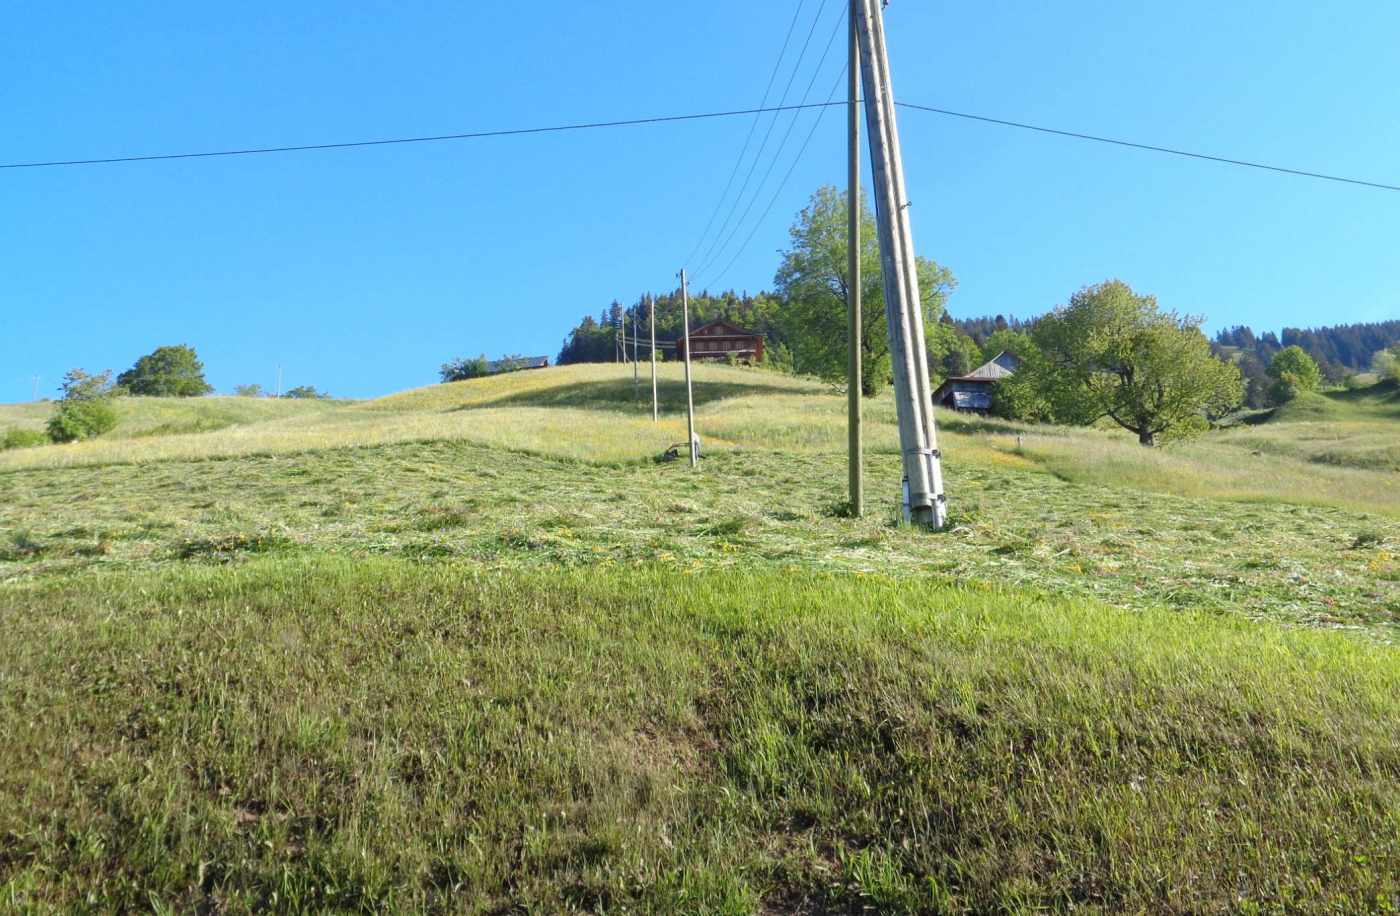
[486,356,549,373]
[687,319,761,338]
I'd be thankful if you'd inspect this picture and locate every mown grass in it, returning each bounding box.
[2,437,1395,636]
[2,558,1397,913]
[4,366,1398,520]
[0,394,340,439]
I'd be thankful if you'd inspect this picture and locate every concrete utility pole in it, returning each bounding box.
[854,0,947,528]
[847,0,864,518]
[679,270,698,467]
[276,365,283,399]
[649,295,659,422]
[31,375,41,401]
[632,303,640,399]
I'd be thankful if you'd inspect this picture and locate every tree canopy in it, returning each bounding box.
[117,345,212,397]
[1008,280,1243,446]
[774,186,954,395]
[1267,346,1322,402]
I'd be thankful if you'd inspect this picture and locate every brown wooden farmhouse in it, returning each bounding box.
[676,320,765,363]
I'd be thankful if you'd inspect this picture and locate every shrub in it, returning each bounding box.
[283,386,330,399]
[234,384,264,397]
[440,356,491,383]
[1,428,50,450]
[46,369,119,443]
[48,399,118,443]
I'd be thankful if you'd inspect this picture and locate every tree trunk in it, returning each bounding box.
[1138,429,1156,447]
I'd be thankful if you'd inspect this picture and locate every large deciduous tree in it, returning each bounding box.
[774,186,955,395]
[1014,280,1243,446]
[117,344,213,397]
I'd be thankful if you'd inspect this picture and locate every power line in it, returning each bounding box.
[699,65,850,290]
[0,102,844,170]
[691,0,834,275]
[3,97,1397,196]
[695,3,848,279]
[895,102,1400,194]
[679,0,809,270]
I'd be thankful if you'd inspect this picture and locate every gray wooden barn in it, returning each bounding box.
[931,352,1020,413]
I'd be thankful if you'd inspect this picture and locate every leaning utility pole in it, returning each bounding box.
[847,0,864,518]
[649,295,659,422]
[679,270,698,468]
[854,0,947,528]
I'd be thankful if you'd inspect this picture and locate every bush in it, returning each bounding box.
[46,369,119,443]
[2,428,51,450]
[47,399,118,443]
[283,386,330,400]
[440,356,491,383]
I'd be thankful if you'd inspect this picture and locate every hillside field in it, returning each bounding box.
[2,364,1398,912]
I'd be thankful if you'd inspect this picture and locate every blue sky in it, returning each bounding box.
[3,1,1397,400]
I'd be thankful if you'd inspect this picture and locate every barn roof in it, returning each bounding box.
[951,351,1019,382]
[931,352,1020,403]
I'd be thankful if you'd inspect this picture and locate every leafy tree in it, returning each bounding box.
[234,384,264,397]
[117,345,213,397]
[1373,345,1400,383]
[774,186,955,395]
[1012,280,1243,446]
[47,369,119,443]
[981,327,1035,364]
[926,318,982,383]
[440,356,490,383]
[761,340,795,374]
[1267,346,1322,403]
[283,385,330,399]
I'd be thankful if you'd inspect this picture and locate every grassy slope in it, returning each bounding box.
[2,367,1399,911]
[3,559,1397,912]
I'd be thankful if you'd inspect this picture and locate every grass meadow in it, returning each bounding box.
[2,364,1398,912]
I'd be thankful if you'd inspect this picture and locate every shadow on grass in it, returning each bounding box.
[452,378,807,415]
[935,415,1028,437]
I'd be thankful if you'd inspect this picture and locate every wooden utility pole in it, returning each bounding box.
[680,270,697,467]
[854,0,947,528]
[649,295,658,422]
[847,0,864,518]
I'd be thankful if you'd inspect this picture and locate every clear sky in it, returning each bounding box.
[4,1,1397,400]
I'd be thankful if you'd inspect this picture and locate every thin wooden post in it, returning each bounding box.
[847,0,864,518]
[680,270,697,468]
[650,295,658,422]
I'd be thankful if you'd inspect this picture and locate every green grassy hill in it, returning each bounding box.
[2,366,1397,912]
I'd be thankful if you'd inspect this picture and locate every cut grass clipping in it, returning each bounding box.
[2,558,1397,912]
